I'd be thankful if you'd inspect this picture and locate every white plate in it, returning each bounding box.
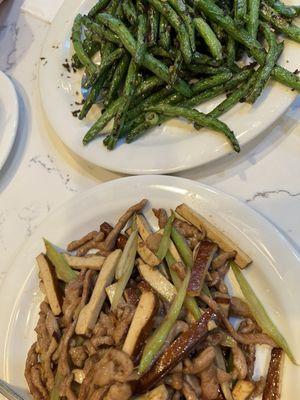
[39,0,299,175]
[0,71,19,170]
[0,175,299,398]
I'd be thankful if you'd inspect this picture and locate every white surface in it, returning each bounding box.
[21,0,64,23]
[0,71,19,170]
[0,175,299,399]
[39,0,299,174]
[0,0,299,373]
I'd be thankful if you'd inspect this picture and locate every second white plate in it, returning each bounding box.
[39,0,298,174]
[0,175,299,399]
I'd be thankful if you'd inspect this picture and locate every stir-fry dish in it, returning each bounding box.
[25,200,296,400]
[71,0,300,151]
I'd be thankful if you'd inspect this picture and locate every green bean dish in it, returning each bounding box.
[71,0,300,152]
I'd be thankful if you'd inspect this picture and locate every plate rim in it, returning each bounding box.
[38,0,298,175]
[0,71,19,171]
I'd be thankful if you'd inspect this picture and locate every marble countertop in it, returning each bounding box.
[0,1,299,288]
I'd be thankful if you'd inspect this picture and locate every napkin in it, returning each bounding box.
[21,0,64,23]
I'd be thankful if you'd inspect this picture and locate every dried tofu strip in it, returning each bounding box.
[123,290,156,356]
[63,254,105,270]
[75,249,122,335]
[137,236,161,267]
[138,263,177,302]
[136,214,153,241]
[176,204,252,269]
[36,253,62,316]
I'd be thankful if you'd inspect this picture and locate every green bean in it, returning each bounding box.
[127,87,173,121]
[146,0,193,64]
[148,104,240,152]
[265,0,298,18]
[192,71,233,94]
[138,266,191,373]
[234,0,247,22]
[150,45,175,60]
[122,0,138,25]
[84,47,125,88]
[83,98,122,144]
[136,14,147,65]
[166,251,202,321]
[126,70,251,142]
[211,21,226,42]
[159,16,171,50]
[148,5,160,46]
[169,51,183,87]
[156,214,175,261]
[187,64,231,75]
[247,0,260,38]
[105,58,139,149]
[88,0,110,18]
[125,73,232,135]
[133,76,164,101]
[247,25,283,104]
[97,13,192,97]
[194,0,300,90]
[72,34,101,69]
[260,3,300,43]
[209,71,257,119]
[71,15,97,76]
[88,0,111,17]
[194,17,223,61]
[84,16,121,45]
[105,53,131,106]
[193,52,221,66]
[167,0,196,52]
[79,74,105,120]
[44,239,77,283]
[227,36,236,68]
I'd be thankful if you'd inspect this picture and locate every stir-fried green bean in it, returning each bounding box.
[72,0,300,151]
[247,24,283,104]
[105,53,130,106]
[194,17,223,61]
[72,15,97,76]
[105,58,139,149]
[136,13,147,65]
[149,104,240,152]
[159,15,171,50]
[247,0,261,38]
[260,2,300,43]
[148,5,160,46]
[97,13,192,97]
[265,0,298,18]
[168,0,196,52]
[147,0,193,64]
[122,0,137,25]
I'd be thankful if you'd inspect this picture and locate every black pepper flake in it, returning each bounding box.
[291,88,295,91]
[43,60,48,66]
[75,99,85,105]
[75,91,79,96]
[72,110,80,117]
[52,45,59,49]
[40,57,46,61]
[293,69,299,75]
[62,62,71,73]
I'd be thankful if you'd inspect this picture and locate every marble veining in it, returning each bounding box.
[28,154,78,192]
[247,189,300,203]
